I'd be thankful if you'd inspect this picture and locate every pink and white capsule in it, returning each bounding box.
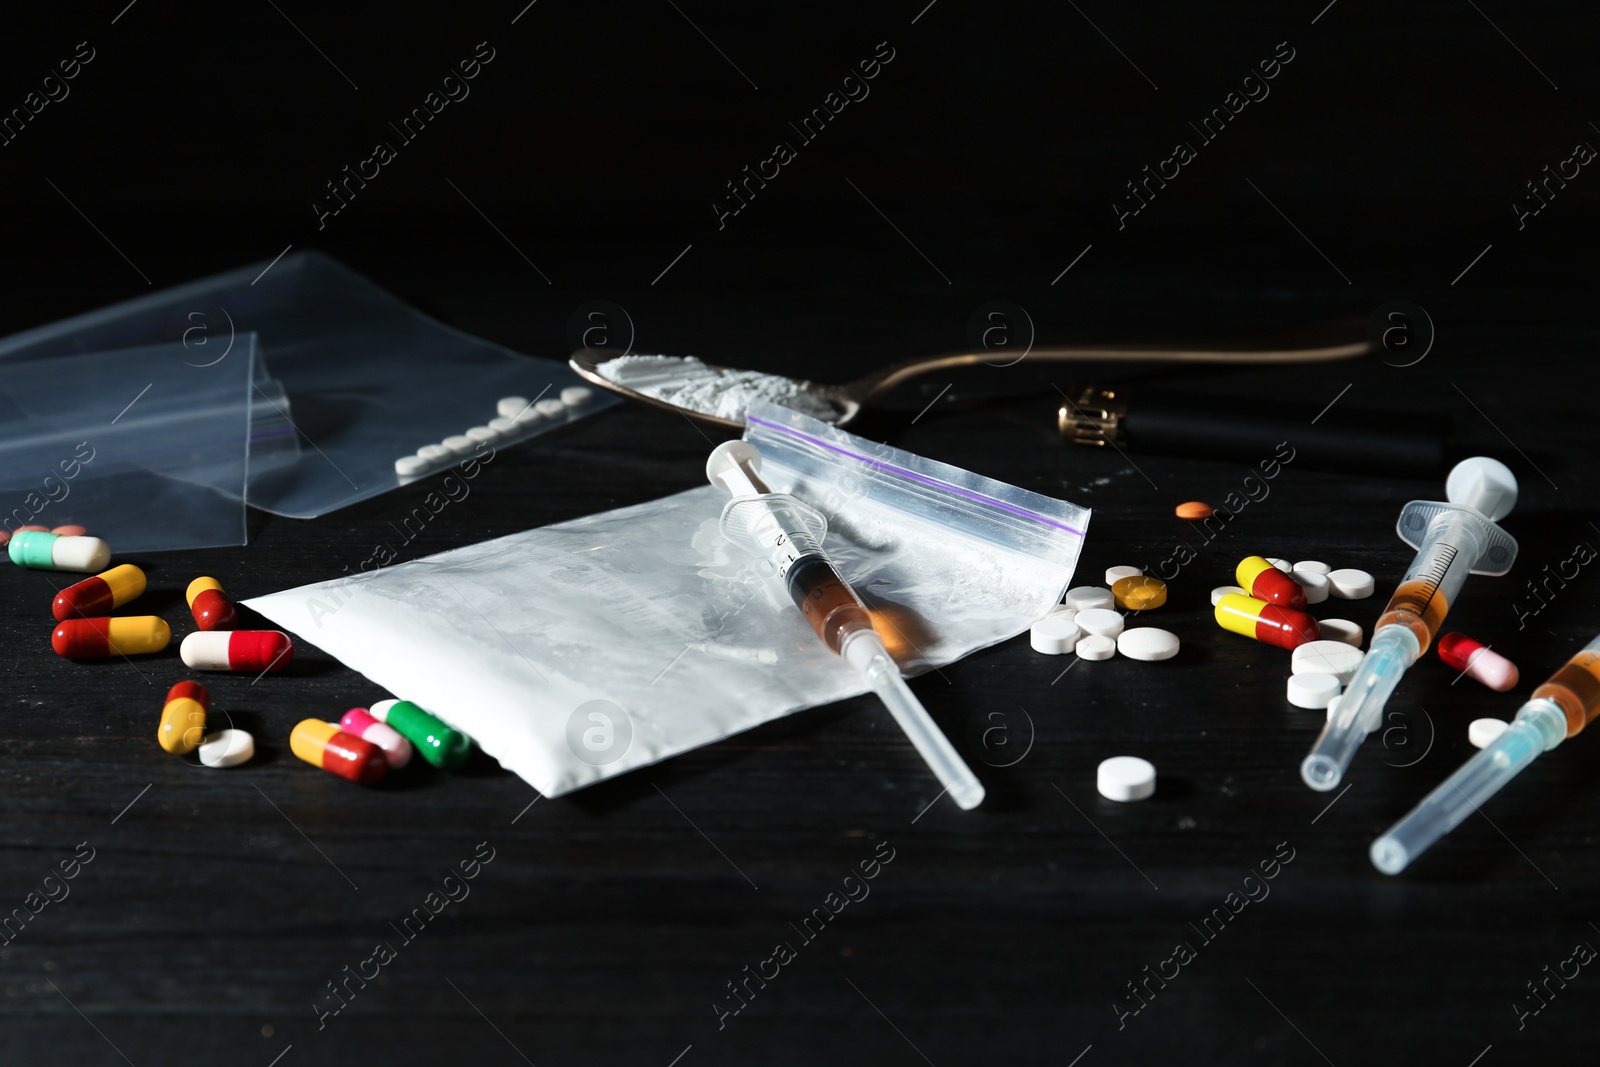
[1437,632,1519,693]
[339,707,413,768]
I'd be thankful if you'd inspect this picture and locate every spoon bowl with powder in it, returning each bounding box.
[570,322,1369,429]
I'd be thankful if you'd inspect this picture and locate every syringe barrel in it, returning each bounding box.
[1531,633,1600,737]
[1300,626,1418,790]
[1370,699,1567,874]
[785,554,874,654]
[1378,509,1487,654]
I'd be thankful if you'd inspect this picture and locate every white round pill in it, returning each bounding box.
[394,455,427,476]
[512,406,543,425]
[1288,672,1341,709]
[1046,604,1077,623]
[560,385,593,406]
[465,426,498,444]
[1117,627,1179,662]
[1030,615,1083,655]
[1064,586,1115,611]
[198,728,254,768]
[1076,634,1116,661]
[535,398,566,417]
[1294,560,1331,575]
[497,396,529,419]
[488,415,519,434]
[417,444,450,462]
[1292,568,1330,605]
[1266,557,1293,573]
[1469,718,1509,749]
[1097,756,1156,802]
[1210,585,1246,606]
[1318,618,1363,647]
[1292,640,1364,684]
[1327,568,1375,599]
[1074,608,1125,639]
[1105,565,1142,585]
[442,434,476,455]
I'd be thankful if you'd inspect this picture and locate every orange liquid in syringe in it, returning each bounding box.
[1376,579,1450,653]
[1533,652,1600,737]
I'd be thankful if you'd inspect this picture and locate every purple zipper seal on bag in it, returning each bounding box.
[746,415,1086,539]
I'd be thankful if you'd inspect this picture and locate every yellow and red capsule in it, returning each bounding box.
[290,720,388,784]
[186,576,237,631]
[51,616,171,658]
[158,681,208,755]
[52,564,147,621]
[1236,556,1306,610]
[1215,592,1321,651]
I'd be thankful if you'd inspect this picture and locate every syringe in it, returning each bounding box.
[1371,633,1600,874]
[1300,458,1519,791]
[707,441,985,810]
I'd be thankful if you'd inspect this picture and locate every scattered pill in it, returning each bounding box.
[290,719,387,784]
[340,708,414,769]
[487,415,519,434]
[1112,575,1167,611]
[1046,604,1077,623]
[442,434,476,456]
[1266,557,1293,573]
[52,616,171,658]
[512,406,542,425]
[1030,615,1083,655]
[496,396,529,419]
[370,699,472,770]
[560,385,593,406]
[50,525,88,537]
[198,728,255,768]
[1175,501,1213,520]
[1105,565,1142,585]
[1317,618,1363,647]
[1291,568,1330,605]
[1097,756,1156,802]
[1288,672,1341,709]
[465,426,498,444]
[180,630,294,673]
[1210,585,1246,606]
[1074,608,1125,639]
[394,455,428,477]
[1237,556,1307,610]
[1293,560,1330,575]
[535,398,566,418]
[1214,593,1320,651]
[158,681,208,755]
[1468,718,1510,749]
[1438,633,1519,692]
[1327,568,1375,599]
[186,576,238,631]
[417,444,450,463]
[1291,640,1364,684]
[1117,628,1180,662]
[1076,635,1117,661]
[9,531,111,573]
[1064,586,1115,611]
[52,564,146,621]
[17,524,49,533]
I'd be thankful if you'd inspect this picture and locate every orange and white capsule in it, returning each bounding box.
[53,564,147,621]
[1237,555,1307,610]
[186,577,237,631]
[158,681,208,755]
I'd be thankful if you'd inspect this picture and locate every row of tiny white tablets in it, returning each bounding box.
[1264,557,1375,604]
[394,387,594,476]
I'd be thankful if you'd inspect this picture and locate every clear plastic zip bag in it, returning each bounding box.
[0,335,263,551]
[0,250,614,522]
[244,402,1090,797]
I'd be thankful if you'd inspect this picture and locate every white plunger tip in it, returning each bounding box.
[1445,456,1517,521]
[705,440,763,491]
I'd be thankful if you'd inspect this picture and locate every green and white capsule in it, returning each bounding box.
[8,530,111,572]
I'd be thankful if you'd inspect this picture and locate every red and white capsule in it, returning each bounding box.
[339,707,413,768]
[179,630,294,672]
[1438,632,1519,692]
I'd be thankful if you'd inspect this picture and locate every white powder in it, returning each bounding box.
[597,354,841,423]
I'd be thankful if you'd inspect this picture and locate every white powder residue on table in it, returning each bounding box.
[597,354,841,423]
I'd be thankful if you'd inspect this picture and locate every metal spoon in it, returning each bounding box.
[569,321,1369,429]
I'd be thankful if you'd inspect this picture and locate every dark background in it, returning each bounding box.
[2,2,1597,1064]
